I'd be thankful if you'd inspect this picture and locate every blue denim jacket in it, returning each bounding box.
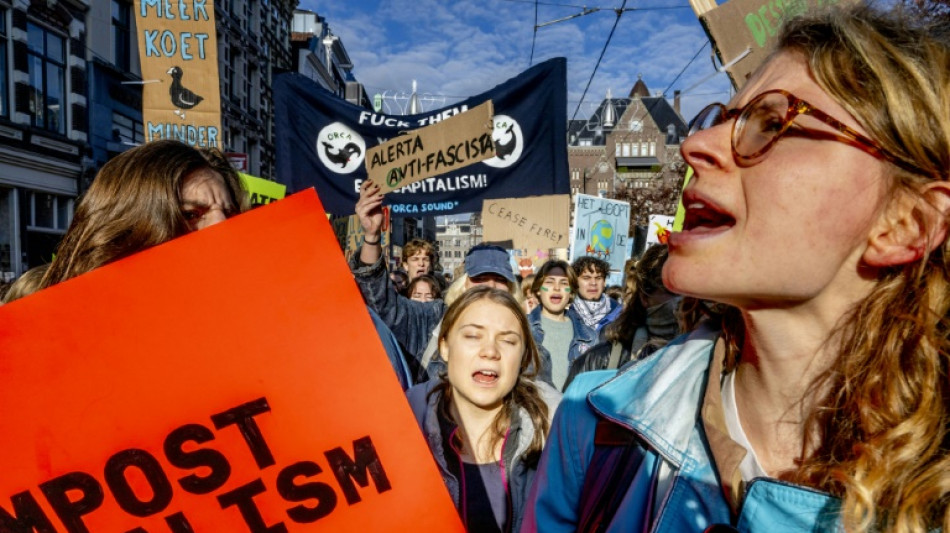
[523,326,842,533]
[349,249,445,368]
[528,306,596,366]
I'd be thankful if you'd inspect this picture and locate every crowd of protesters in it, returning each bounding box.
[2,3,949,532]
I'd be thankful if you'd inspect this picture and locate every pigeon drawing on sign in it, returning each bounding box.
[167,66,204,120]
[322,142,363,168]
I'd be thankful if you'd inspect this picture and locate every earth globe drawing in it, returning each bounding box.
[590,220,614,252]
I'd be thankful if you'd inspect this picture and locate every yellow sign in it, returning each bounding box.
[365,101,495,193]
[672,166,692,232]
[239,173,286,207]
[135,0,223,147]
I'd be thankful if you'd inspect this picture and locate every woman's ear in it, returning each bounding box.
[439,338,449,362]
[864,182,950,267]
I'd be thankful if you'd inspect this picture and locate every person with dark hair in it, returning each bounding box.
[408,274,441,302]
[406,286,559,532]
[527,260,596,391]
[390,269,410,296]
[563,244,680,389]
[569,255,620,331]
[352,180,528,381]
[526,5,950,531]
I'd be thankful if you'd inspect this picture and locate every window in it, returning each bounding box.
[27,22,66,134]
[28,192,72,232]
[0,10,8,118]
[112,112,143,144]
[112,0,132,71]
[649,141,656,156]
[620,142,630,157]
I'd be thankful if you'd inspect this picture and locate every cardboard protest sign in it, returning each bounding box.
[366,101,495,194]
[135,0,223,147]
[481,195,570,251]
[648,214,675,246]
[239,173,287,207]
[343,208,392,264]
[569,194,631,272]
[695,0,852,89]
[0,190,463,532]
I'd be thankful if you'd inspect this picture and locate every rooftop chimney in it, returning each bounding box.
[673,90,681,115]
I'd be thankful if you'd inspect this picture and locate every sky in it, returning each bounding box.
[295,0,735,124]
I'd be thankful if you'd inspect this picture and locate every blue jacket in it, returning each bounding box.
[528,306,596,368]
[523,326,842,532]
[350,250,445,370]
[408,379,561,533]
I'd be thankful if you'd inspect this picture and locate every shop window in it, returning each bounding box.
[29,192,72,231]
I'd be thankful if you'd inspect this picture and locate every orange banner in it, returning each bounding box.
[0,190,463,532]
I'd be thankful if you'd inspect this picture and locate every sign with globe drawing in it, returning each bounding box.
[569,194,631,272]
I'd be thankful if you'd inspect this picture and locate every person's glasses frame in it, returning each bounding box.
[688,89,921,175]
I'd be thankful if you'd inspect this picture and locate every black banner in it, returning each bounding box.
[274,58,569,217]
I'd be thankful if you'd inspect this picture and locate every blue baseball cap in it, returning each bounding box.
[465,244,516,283]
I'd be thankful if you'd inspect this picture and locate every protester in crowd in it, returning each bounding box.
[520,274,538,314]
[402,238,436,281]
[408,274,442,303]
[38,140,248,289]
[1,264,50,304]
[526,6,950,531]
[570,256,620,331]
[390,269,410,296]
[604,285,624,302]
[527,260,595,391]
[563,244,681,389]
[406,286,559,533]
[352,179,534,382]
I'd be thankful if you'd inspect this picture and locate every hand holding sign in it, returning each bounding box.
[365,101,496,194]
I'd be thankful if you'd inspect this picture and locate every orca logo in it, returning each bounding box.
[483,115,523,168]
[316,123,366,174]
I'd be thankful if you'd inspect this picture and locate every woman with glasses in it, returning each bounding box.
[525,5,950,532]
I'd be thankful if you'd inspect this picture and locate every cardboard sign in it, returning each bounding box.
[366,101,495,193]
[696,0,852,89]
[569,194,631,272]
[343,208,392,264]
[647,214,675,246]
[135,0,223,147]
[0,190,463,532]
[481,195,570,251]
[239,173,287,207]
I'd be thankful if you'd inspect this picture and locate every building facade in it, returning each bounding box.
[0,0,296,280]
[0,0,91,281]
[436,214,482,276]
[567,78,688,238]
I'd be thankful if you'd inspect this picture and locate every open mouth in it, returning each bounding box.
[549,295,564,304]
[683,201,735,232]
[473,370,499,384]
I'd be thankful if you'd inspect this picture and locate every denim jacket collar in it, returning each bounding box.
[586,324,718,467]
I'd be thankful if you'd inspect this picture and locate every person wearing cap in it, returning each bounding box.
[352,180,549,383]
